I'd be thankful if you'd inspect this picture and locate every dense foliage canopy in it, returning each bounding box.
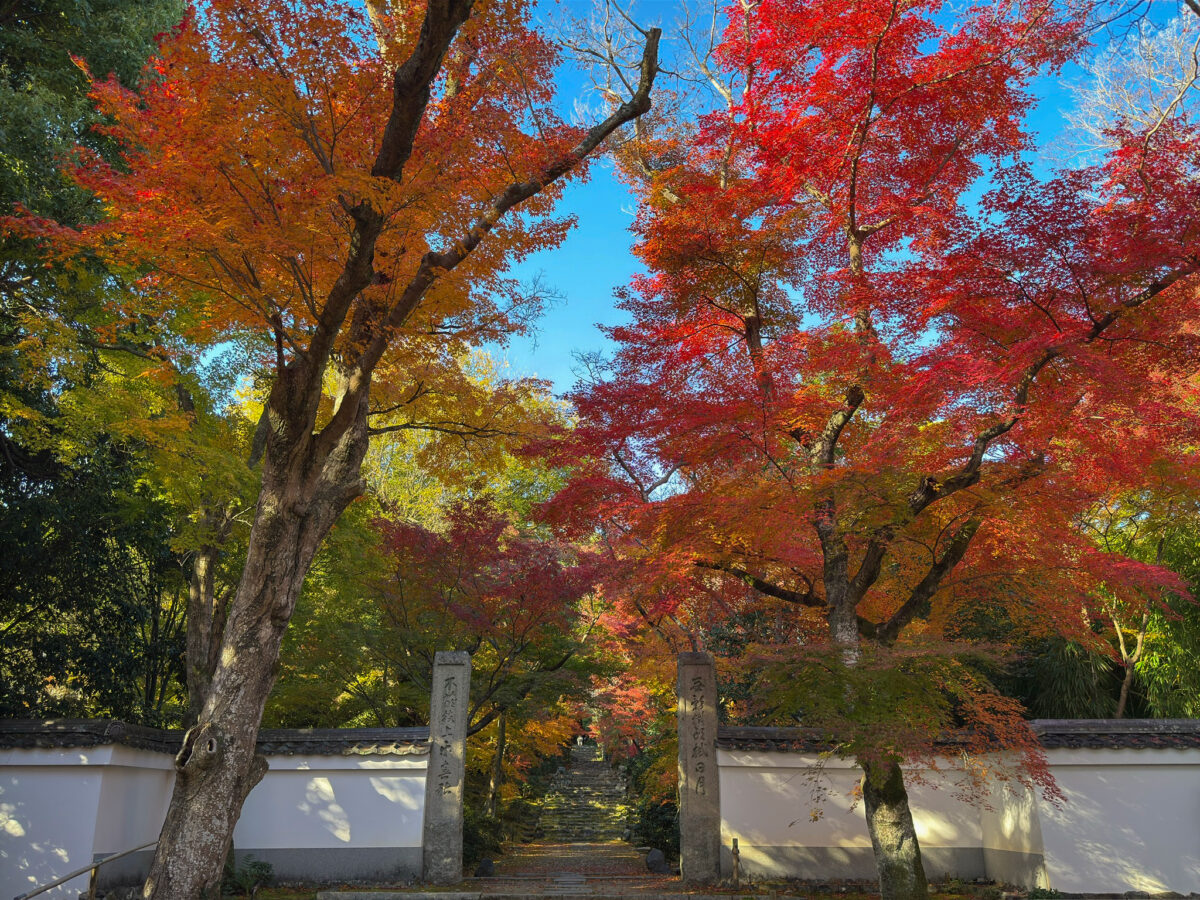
[2,0,1199,897]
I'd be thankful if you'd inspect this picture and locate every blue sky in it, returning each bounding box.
[494,0,676,394]
[500,170,641,394]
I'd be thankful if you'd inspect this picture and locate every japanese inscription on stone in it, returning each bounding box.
[436,674,459,796]
[422,651,471,884]
[677,651,721,884]
[690,675,707,796]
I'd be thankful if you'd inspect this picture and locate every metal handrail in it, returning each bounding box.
[14,840,157,900]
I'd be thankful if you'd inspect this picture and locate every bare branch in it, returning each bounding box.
[612,448,680,500]
[1066,11,1200,159]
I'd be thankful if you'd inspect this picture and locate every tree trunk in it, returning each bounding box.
[143,398,369,899]
[1115,664,1135,719]
[486,711,506,819]
[861,757,929,900]
[1113,608,1149,719]
[815,513,928,900]
[185,542,225,727]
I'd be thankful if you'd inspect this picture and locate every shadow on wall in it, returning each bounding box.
[299,777,352,843]
[718,747,1200,893]
[1,790,89,900]
[913,807,965,845]
[1039,765,1200,892]
[747,764,872,847]
[369,774,421,809]
[232,763,426,854]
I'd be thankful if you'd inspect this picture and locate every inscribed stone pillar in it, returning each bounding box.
[422,650,471,884]
[677,651,721,884]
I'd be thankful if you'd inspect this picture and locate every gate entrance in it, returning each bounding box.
[477,740,676,892]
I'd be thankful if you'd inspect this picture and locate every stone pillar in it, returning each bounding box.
[677,651,721,884]
[422,650,471,884]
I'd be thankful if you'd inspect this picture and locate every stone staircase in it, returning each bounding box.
[539,743,631,842]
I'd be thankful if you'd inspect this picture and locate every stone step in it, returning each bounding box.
[542,820,627,824]
[541,815,628,822]
[547,816,633,825]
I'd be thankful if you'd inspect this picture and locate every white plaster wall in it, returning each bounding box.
[0,746,427,899]
[906,776,985,853]
[1,747,109,899]
[978,779,1048,889]
[979,780,1042,858]
[718,746,1200,894]
[717,749,983,877]
[718,750,868,853]
[234,755,426,851]
[92,747,176,855]
[1034,748,1200,894]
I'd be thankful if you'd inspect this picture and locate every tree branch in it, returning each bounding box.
[868,517,982,645]
[354,27,662,382]
[373,0,478,180]
[807,384,866,467]
[281,0,480,456]
[695,560,820,607]
[909,268,1191,518]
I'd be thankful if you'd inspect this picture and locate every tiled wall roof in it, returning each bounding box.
[716,719,1200,752]
[1030,718,1200,750]
[0,719,430,756]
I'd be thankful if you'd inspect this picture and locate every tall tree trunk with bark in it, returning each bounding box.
[143,388,370,899]
[813,455,929,900]
[126,3,660,893]
[185,538,229,727]
[861,757,929,900]
[486,711,506,819]
[822,578,930,900]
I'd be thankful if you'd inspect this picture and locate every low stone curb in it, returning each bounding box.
[315,893,1200,900]
[316,893,797,899]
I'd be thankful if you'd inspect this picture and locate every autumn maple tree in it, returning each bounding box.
[7,0,661,894]
[378,496,601,804]
[550,1,1200,898]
